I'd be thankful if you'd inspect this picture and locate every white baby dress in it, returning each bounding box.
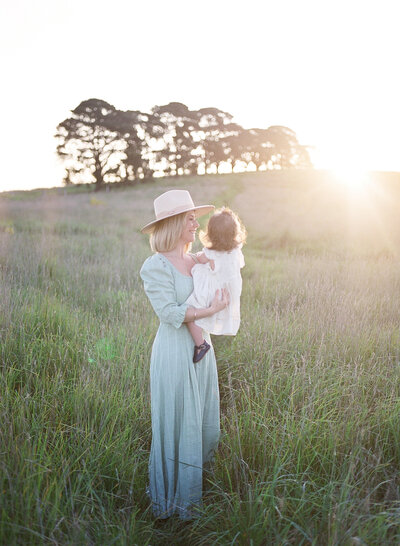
[187,245,245,335]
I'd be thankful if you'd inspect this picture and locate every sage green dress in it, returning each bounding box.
[140,253,220,520]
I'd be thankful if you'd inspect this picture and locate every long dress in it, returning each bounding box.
[140,253,220,520]
[186,245,245,335]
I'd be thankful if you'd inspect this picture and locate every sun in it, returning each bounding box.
[331,165,371,192]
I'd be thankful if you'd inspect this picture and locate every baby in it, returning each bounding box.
[186,207,247,362]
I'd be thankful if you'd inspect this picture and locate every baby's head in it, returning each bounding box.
[200,207,247,251]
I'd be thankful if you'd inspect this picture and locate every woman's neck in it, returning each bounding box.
[162,243,186,259]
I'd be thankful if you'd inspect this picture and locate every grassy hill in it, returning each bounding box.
[1,170,400,544]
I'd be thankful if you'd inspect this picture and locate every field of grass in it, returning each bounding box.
[1,170,400,545]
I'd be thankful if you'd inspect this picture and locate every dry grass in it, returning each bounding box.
[233,170,400,256]
[1,170,400,544]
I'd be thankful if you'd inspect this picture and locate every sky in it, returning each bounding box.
[1,0,399,192]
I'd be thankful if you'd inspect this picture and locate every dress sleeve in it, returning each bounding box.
[140,256,189,329]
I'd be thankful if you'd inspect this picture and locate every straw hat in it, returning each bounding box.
[141,190,214,234]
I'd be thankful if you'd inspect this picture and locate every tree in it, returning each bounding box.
[244,128,274,169]
[56,98,313,190]
[226,128,259,170]
[264,126,307,168]
[56,99,128,191]
[197,108,242,173]
[152,102,200,176]
[112,109,161,181]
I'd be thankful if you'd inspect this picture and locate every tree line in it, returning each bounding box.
[55,98,312,190]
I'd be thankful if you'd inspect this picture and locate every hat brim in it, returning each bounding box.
[140,205,215,234]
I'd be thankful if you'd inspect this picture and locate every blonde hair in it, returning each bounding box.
[200,207,247,251]
[149,211,192,253]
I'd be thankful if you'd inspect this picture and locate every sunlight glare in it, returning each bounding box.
[332,166,371,193]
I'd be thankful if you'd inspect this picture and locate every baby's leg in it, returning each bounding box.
[187,321,205,346]
[188,321,210,363]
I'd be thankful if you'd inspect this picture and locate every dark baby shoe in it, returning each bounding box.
[193,340,210,363]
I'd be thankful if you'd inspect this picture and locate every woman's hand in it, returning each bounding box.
[210,288,230,314]
[185,288,229,323]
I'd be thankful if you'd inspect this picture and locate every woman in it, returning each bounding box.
[140,189,229,520]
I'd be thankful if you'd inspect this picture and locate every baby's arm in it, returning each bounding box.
[195,251,215,270]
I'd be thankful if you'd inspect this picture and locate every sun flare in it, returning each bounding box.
[332,166,371,192]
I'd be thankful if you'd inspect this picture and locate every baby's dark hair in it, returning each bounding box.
[200,207,247,251]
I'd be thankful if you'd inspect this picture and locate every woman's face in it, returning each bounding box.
[180,211,199,244]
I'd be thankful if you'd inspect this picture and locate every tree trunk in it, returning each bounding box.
[93,155,104,191]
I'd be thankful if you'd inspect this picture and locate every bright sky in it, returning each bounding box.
[1,0,399,192]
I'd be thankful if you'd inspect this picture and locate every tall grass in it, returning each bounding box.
[1,171,400,544]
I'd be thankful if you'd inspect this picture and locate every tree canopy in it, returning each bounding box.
[55,98,312,189]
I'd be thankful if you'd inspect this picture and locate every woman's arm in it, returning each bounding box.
[140,256,189,328]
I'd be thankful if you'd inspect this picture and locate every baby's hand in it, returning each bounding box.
[196,251,209,265]
[196,251,215,270]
